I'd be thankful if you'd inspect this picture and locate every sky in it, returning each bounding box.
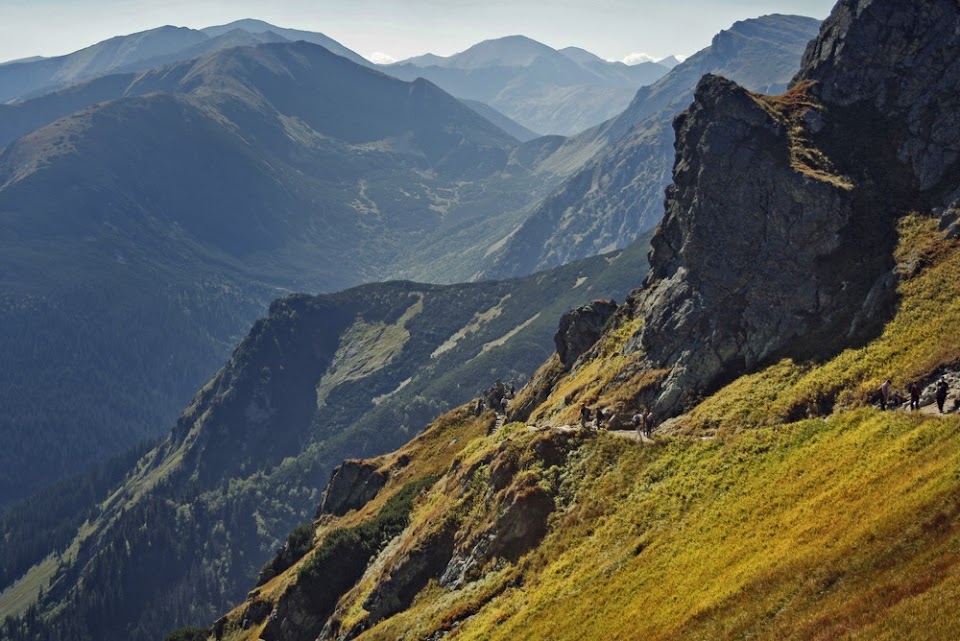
[0,0,837,65]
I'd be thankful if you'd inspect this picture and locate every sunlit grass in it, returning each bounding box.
[225,217,960,641]
[386,410,960,641]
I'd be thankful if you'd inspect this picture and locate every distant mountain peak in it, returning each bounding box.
[557,46,606,66]
[403,35,557,69]
[199,18,371,66]
[655,55,682,69]
[201,18,286,37]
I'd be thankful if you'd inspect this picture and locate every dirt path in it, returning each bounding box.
[526,424,660,444]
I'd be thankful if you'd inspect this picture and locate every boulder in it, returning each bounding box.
[317,459,387,517]
[554,299,618,369]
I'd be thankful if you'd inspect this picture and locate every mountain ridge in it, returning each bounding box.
[0,38,562,504]
[0,20,369,103]
[191,2,960,640]
[0,240,651,641]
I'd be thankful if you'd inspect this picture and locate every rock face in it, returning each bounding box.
[796,0,960,195]
[317,460,387,517]
[630,0,960,417]
[554,299,618,369]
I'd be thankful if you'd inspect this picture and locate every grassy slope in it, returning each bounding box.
[218,214,960,640]
[361,411,960,641]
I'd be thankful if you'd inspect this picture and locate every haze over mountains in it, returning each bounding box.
[0,19,369,103]
[0,36,582,504]
[386,35,672,135]
[0,9,841,641]
[0,13,821,507]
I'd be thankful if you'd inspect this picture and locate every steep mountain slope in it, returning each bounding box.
[0,243,648,641]
[0,40,567,504]
[384,35,668,135]
[194,2,960,639]
[206,217,960,641]
[484,14,822,278]
[0,26,206,101]
[0,21,368,102]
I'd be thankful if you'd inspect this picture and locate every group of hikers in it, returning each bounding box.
[877,377,953,413]
[579,403,657,438]
[474,378,516,416]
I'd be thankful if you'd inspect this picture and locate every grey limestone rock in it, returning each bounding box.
[317,459,387,517]
[797,0,960,194]
[554,299,618,369]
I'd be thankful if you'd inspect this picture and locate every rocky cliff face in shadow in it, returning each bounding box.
[629,0,960,417]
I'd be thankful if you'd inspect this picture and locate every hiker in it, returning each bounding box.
[509,380,516,398]
[632,411,643,437]
[500,395,509,414]
[606,406,626,431]
[474,398,484,416]
[878,379,892,410]
[644,409,655,438]
[580,403,592,430]
[936,379,949,413]
[594,407,606,430]
[909,382,921,411]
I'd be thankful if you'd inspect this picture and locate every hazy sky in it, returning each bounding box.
[0,0,837,64]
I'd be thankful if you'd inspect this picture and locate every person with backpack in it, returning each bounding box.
[632,411,643,438]
[644,409,655,438]
[580,403,592,430]
[878,379,892,411]
[936,379,949,413]
[908,382,921,411]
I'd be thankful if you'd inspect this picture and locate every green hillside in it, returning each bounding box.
[0,243,648,641]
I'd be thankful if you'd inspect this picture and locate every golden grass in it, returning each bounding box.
[529,316,655,425]
[218,407,493,641]
[751,81,855,190]
[355,410,960,641]
[227,216,960,641]
[347,217,960,640]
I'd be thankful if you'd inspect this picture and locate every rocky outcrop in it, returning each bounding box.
[317,460,388,517]
[628,0,960,418]
[439,430,576,589]
[554,300,617,369]
[359,526,457,628]
[796,0,960,196]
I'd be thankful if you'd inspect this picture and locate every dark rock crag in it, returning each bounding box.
[317,460,388,517]
[627,0,960,417]
[554,299,618,369]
